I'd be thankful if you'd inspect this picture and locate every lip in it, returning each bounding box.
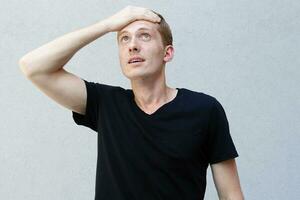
[128,56,145,64]
[128,61,145,65]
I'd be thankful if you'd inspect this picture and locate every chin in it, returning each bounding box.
[122,70,150,81]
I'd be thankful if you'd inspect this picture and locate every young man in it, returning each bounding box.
[19,6,244,200]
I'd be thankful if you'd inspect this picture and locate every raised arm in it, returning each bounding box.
[18,6,161,115]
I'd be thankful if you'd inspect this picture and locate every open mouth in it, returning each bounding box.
[128,57,145,64]
[128,60,145,64]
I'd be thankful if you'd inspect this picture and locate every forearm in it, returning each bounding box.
[19,19,110,76]
[219,191,245,200]
[220,198,244,200]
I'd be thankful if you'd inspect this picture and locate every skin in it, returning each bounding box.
[211,159,244,199]
[117,20,177,115]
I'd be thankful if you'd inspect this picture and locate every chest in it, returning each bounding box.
[103,112,210,164]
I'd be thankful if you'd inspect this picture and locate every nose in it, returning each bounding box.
[128,38,140,53]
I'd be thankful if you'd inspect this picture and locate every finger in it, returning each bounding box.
[145,11,161,23]
[154,15,161,23]
[150,10,161,22]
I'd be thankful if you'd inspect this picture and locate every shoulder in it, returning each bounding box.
[84,79,126,93]
[82,79,129,100]
[180,87,218,108]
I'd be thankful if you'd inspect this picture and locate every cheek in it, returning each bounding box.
[150,50,165,63]
[146,45,163,59]
[118,51,126,62]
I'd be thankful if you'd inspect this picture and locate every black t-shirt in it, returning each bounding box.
[72,79,239,200]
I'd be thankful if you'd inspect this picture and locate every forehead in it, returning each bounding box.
[118,20,159,37]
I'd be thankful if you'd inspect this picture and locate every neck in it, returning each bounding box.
[130,69,176,112]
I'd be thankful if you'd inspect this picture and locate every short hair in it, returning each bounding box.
[152,10,173,47]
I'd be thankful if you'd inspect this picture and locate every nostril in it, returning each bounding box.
[130,48,138,52]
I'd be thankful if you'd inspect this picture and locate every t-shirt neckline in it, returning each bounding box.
[130,88,182,117]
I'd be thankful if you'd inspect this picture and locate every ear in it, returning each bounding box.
[163,45,174,62]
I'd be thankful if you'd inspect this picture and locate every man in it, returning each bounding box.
[19,6,244,200]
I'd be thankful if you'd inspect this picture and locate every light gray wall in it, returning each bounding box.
[1,0,299,199]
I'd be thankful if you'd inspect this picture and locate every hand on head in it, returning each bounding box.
[105,6,161,32]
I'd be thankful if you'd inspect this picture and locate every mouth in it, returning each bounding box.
[128,60,145,65]
[128,57,145,64]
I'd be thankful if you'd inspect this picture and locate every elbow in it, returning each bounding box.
[18,58,30,76]
[19,57,35,77]
[19,58,30,76]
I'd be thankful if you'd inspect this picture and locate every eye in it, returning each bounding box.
[141,33,151,40]
[120,35,129,42]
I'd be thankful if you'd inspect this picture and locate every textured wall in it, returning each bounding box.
[1,0,299,199]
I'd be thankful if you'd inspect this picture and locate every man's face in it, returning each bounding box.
[117,20,171,81]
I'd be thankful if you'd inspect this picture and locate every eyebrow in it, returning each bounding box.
[118,27,152,38]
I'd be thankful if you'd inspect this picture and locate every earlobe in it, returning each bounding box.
[163,54,173,62]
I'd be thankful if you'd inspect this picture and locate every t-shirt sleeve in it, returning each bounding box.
[72,79,100,132]
[207,98,239,165]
